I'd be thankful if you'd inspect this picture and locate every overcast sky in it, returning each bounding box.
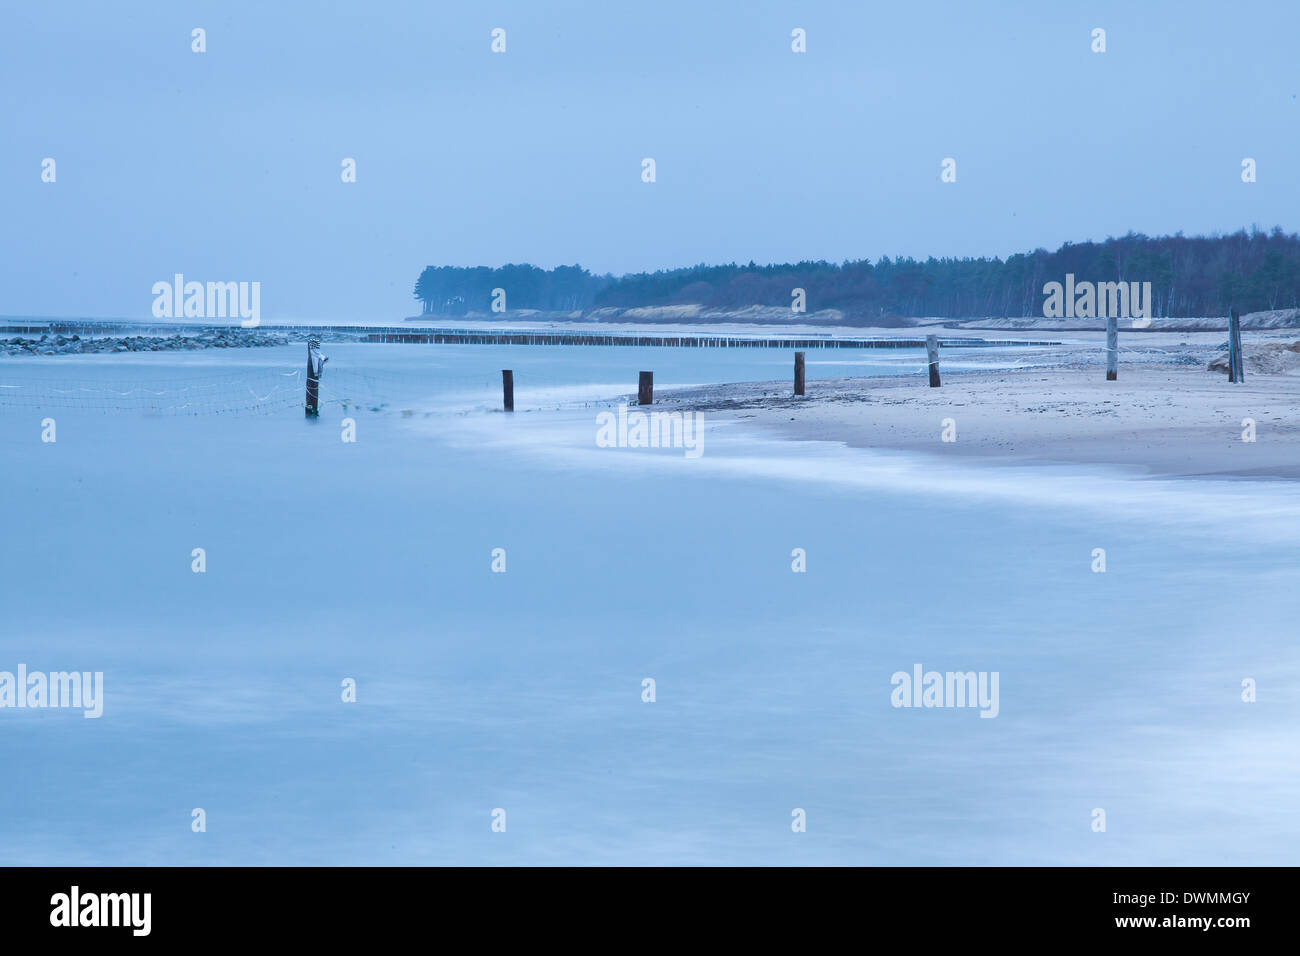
[2,0,1297,320]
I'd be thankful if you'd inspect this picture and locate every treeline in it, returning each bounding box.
[412,228,1300,319]
[413,265,607,314]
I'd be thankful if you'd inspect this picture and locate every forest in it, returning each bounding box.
[412,228,1300,320]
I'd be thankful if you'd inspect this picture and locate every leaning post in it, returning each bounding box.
[1105,315,1118,381]
[1228,308,1244,383]
[305,338,326,417]
[638,371,653,406]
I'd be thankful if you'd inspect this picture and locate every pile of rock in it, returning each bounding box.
[2,330,289,356]
[1208,341,1300,375]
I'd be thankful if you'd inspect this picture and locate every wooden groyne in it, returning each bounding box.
[359,329,1059,349]
[0,319,1059,350]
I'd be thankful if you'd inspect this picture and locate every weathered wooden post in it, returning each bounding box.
[1228,310,1238,382]
[1105,315,1118,381]
[304,338,326,417]
[1228,308,1244,383]
[502,369,514,411]
[1235,311,1245,382]
[925,335,941,387]
[794,351,805,396]
[638,371,653,405]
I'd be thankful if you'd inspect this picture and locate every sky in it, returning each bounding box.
[2,0,1298,321]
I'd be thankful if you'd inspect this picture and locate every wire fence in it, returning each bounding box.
[0,365,634,417]
[0,347,1054,418]
[0,367,306,416]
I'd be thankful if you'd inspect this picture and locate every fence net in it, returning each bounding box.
[0,367,306,416]
[0,340,1008,417]
[0,365,630,417]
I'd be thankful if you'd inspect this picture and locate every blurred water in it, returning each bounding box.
[1,346,1298,865]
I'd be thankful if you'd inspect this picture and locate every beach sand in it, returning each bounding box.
[667,364,1300,480]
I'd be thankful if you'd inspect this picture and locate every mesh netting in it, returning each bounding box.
[0,367,306,415]
[0,365,628,416]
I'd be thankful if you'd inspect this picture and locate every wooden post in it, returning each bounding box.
[925,335,941,387]
[1105,315,1118,381]
[305,338,323,417]
[1228,310,1238,382]
[794,351,805,396]
[638,371,653,405]
[1235,310,1245,382]
[502,369,514,411]
[1228,308,1244,383]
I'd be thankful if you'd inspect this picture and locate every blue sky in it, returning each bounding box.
[2,0,1297,320]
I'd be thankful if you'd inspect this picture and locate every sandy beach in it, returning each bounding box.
[666,341,1300,480]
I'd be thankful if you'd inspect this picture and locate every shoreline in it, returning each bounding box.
[665,365,1300,481]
